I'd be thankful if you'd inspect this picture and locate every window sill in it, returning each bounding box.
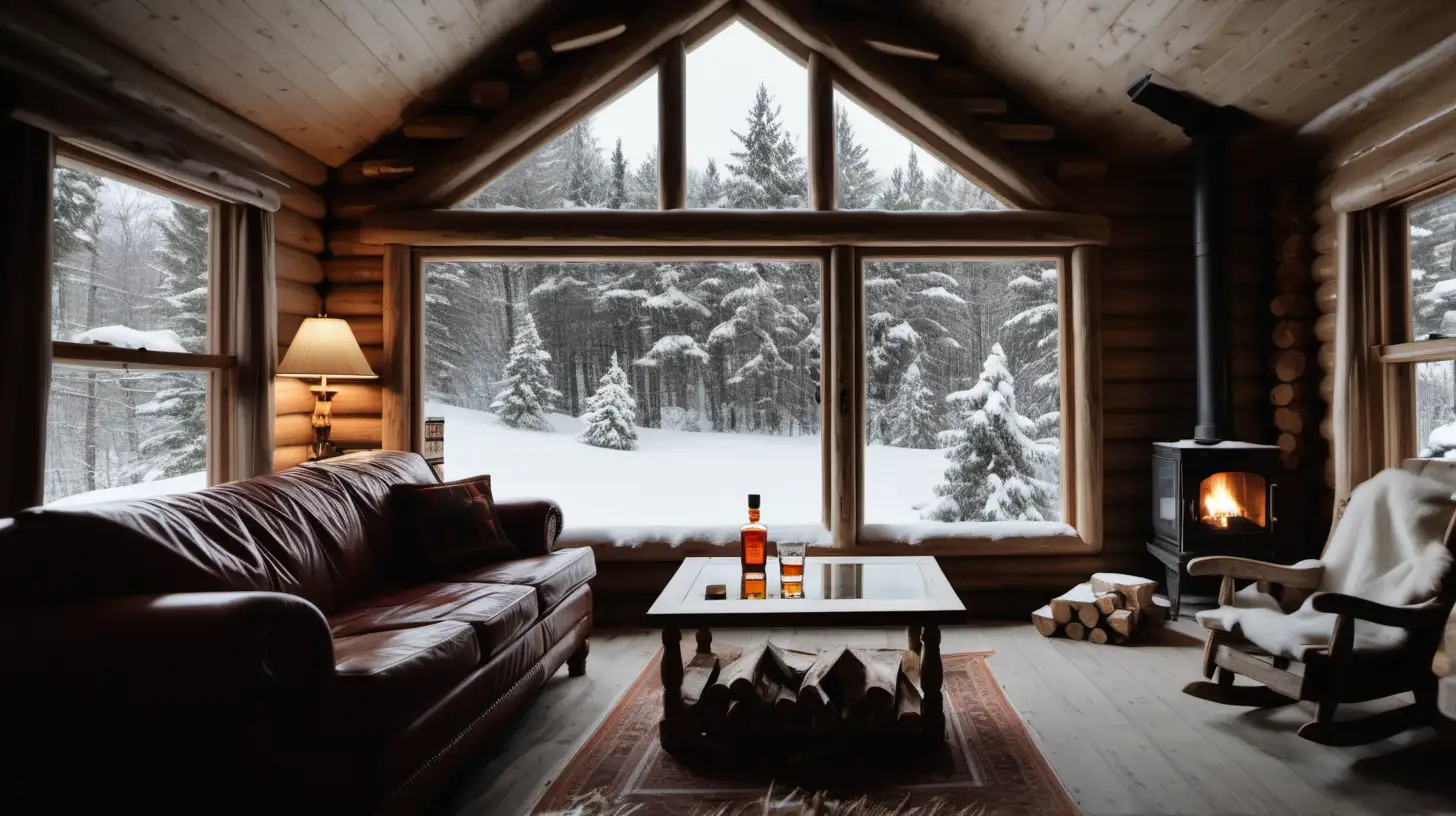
[556,521,1090,562]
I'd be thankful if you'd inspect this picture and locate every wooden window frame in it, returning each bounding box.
[49,146,238,495]
[382,30,1104,555]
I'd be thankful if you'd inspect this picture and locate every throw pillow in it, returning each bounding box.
[392,475,518,570]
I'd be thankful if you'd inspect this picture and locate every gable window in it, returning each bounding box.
[46,155,231,505]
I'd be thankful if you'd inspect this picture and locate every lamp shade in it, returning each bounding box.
[278,317,377,379]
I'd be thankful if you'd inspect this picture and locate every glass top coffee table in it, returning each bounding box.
[646,556,966,747]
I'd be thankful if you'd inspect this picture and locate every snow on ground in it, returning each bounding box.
[71,325,187,352]
[432,402,1064,535]
[48,471,206,507]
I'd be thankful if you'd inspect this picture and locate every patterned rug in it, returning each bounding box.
[534,649,1074,815]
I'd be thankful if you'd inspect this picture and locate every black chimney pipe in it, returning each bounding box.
[1127,75,1254,444]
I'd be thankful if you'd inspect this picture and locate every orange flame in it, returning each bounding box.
[1202,473,1247,528]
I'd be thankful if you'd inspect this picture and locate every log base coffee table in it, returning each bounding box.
[645,556,966,755]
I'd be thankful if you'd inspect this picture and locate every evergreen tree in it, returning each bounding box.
[53,167,104,259]
[1001,266,1060,426]
[925,345,1056,522]
[884,359,939,449]
[628,148,659,210]
[608,138,628,209]
[132,203,209,480]
[834,106,878,209]
[695,158,725,208]
[578,352,639,450]
[490,312,562,431]
[1412,194,1456,338]
[726,83,806,209]
[557,120,605,207]
[708,262,811,432]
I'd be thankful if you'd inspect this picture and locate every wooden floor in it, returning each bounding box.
[430,622,1456,815]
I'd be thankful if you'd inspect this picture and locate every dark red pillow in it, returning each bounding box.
[391,475,519,570]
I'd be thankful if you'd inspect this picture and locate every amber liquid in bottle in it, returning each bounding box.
[741,494,767,599]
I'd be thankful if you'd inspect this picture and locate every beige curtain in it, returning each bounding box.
[226,203,277,479]
[0,120,55,515]
[1332,209,1389,512]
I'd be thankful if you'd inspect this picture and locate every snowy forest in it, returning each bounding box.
[46,166,210,503]
[427,85,1062,522]
[1413,190,1456,458]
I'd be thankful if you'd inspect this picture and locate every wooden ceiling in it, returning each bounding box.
[47,0,1456,168]
[51,0,567,166]
[903,0,1456,160]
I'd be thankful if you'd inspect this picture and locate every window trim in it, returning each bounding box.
[48,147,237,498]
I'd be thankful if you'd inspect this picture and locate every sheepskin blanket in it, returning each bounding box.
[1197,468,1456,660]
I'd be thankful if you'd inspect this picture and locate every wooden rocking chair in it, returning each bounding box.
[1184,459,1456,746]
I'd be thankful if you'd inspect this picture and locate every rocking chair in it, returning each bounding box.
[1184,459,1456,746]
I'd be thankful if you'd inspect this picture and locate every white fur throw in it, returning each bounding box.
[1197,468,1455,660]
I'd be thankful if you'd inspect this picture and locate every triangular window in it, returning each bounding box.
[834,89,1003,211]
[456,71,659,209]
[687,21,807,210]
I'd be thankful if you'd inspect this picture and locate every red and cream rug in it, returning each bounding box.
[534,650,1074,815]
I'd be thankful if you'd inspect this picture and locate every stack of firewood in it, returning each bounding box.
[1030,573,1170,644]
[680,642,926,740]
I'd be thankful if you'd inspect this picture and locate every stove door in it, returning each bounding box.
[1152,455,1181,542]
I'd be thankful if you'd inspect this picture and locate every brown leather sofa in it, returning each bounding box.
[0,451,594,813]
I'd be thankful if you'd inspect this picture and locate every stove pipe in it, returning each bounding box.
[1127,75,1254,444]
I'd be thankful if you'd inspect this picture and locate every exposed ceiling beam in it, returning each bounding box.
[0,0,326,188]
[384,0,733,210]
[741,0,1071,211]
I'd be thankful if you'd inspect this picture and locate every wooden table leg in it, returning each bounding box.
[922,624,944,742]
[660,628,688,751]
[696,627,712,655]
[907,624,923,655]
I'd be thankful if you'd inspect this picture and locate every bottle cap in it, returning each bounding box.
[748,494,760,509]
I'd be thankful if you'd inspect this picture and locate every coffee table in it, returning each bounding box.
[645,555,966,746]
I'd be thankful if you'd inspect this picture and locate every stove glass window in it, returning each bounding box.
[1156,459,1178,522]
[1198,472,1266,531]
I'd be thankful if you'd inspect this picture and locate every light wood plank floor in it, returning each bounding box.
[430,622,1456,815]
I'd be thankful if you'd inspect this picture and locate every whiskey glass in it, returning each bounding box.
[778,542,805,598]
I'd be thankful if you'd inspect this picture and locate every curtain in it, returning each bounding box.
[227,203,277,479]
[0,120,55,515]
[1332,210,1389,516]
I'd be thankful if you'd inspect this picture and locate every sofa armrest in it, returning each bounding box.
[1186,555,1325,588]
[2,591,334,740]
[498,498,564,556]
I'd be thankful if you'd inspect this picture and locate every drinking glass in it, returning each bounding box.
[778,542,805,598]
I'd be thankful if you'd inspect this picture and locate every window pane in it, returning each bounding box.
[423,259,822,526]
[1417,360,1456,458]
[457,73,659,209]
[45,364,208,505]
[1411,190,1456,340]
[834,90,1003,211]
[687,22,807,209]
[864,260,1061,523]
[51,166,210,353]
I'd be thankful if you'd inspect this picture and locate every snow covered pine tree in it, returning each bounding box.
[926,344,1057,522]
[490,313,563,431]
[132,202,209,480]
[578,352,639,450]
[885,359,939,449]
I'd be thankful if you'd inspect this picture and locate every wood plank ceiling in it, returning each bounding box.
[52,0,564,166]
[904,0,1456,161]
[50,0,1456,167]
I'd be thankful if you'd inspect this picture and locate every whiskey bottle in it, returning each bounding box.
[741,494,767,599]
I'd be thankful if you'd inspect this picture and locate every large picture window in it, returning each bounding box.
[46,155,230,505]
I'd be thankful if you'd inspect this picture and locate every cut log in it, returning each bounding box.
[1089,627,1110,645]
[1064,622,1087,641]
[469,80,510,109]
[894,672,923,734]
[1275,406,1308,435]
[335,157,416,184]
[681,652,721,708]
[1278,432,1298,454]
[1270,293,1313,319]
[1140,597,1170,629]
[1272,320,1313,349]
[1090,573,1157,608]
[1050,582,1096,624]
[1107,609,1136,637]
[853,647,901,717]
[1315,312,1336,343]
[516,49,544,78]
[1077,602,1102,629]
[1273,349,1307,382]
[1270,382,1304,406]
[1031,604,1060,636]
[706,641,768,709]
[549,18,628,53]
[1094,592,1123,616]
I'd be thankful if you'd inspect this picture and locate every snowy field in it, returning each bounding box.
[433,401,1024,529]
[48,471,205,507]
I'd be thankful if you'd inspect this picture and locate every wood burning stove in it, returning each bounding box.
[1149,441,1284,617]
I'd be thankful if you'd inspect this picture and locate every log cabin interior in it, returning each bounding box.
[3,0,1456,812]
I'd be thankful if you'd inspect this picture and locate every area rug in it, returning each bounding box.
[533,650,1074,815]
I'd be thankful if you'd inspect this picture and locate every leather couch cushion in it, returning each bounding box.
[331,621,480,738]
[330,583,537,658]
[447,547,595,610]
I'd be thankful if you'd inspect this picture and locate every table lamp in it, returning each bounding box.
[278,316,377,460]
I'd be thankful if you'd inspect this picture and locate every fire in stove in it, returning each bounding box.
[1198,472,1266,530]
